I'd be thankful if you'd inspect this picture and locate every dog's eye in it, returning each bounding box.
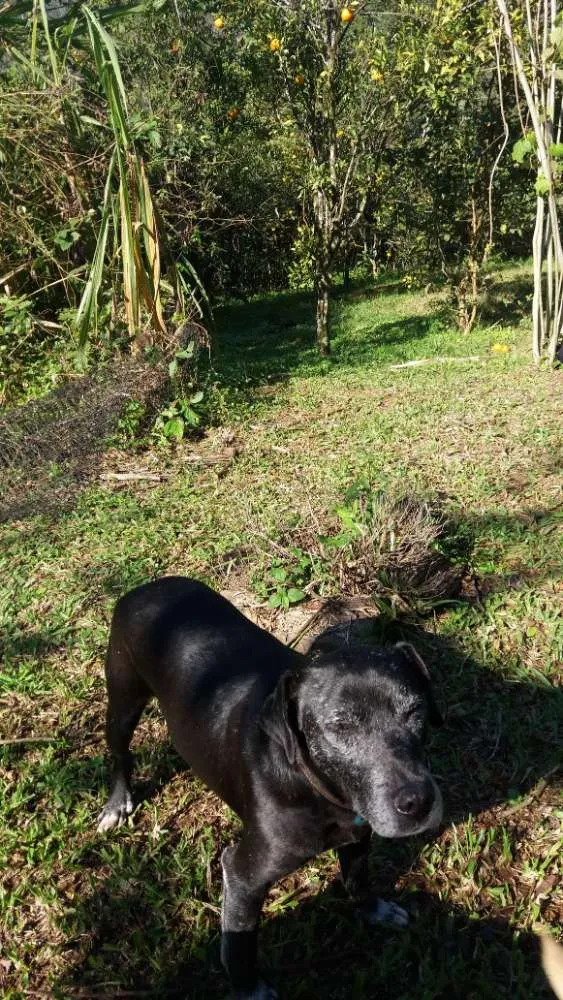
[323,720,352,744]
[404,706,423,725]
[325,721,348,735]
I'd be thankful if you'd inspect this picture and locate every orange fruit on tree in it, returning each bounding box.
[294,73,305,85]
[341,7,354,23]
[270,37,281,51]
[214,15,225,29]
[227,107,239,121]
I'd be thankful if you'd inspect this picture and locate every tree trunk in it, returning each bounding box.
[316,269,331,356]
[532,194,546,361]
[343,257,351,292]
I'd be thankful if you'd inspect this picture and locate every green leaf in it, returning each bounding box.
[163,416,185,440]
[270,567,287,582]
[549,142,563,160]
[287,588,306,604]
[176,344,195,359]
[512,137,533,164]
[182,407,200,428]
[268,592,283,608]
[76,148,117,351]
[320,533,348,548]
[190,390,204,404]
[535,173,550,196]
[550,23,563,54]
[79,114,108,129]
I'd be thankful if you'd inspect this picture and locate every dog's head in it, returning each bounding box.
[261,642,443,838]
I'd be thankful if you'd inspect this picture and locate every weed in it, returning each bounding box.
[317,486,464,611]
[152,392,204,443]
[253,547,314,609]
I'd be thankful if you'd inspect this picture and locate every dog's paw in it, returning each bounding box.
[96,791,133,833]
[358,896,410,930]
[232,979,278,1000]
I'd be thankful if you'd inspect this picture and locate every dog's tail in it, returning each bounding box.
[540,933,563,1000]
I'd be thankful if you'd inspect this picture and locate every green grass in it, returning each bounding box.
[0,263,561,999]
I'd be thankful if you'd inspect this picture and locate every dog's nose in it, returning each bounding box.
[394,780,434,820]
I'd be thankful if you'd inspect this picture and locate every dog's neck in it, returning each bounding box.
[296,756,368,826]
[296,754,350,809]
[291,709,369,825]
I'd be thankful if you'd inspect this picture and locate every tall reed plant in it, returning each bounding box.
[77,6,183,352]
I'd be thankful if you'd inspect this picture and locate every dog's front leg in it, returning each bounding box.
[338,836,409,930]
[221,840,278,1000]
[338,834,371,899]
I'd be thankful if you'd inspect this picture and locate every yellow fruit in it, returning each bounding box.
[214,15,224,29]
[227,107,239,121]
[370,69,384,83]
[491,343,510,353]
[270,37,281,51]
[336,129,345,138]
[294,73,305,85]
[341,7,354,23]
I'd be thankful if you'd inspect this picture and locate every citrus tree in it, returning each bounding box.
[395,0,510,333]
[115,1,304,301]
[212,0,398,354]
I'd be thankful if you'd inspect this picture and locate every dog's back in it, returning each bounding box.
[106,576,299,813]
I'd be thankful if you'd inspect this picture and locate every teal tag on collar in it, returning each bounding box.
[354,814,367,826]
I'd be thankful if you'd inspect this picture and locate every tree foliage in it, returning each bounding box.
[0,0,556,395]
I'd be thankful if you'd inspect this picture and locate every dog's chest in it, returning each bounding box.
[315,810,369,852]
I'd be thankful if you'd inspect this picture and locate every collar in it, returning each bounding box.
[296,754,350,809]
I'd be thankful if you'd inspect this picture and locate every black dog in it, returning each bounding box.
[98,577,443,999]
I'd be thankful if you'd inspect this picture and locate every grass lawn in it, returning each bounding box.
[0,265,561,999]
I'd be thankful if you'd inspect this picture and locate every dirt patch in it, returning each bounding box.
[221,588,378,651]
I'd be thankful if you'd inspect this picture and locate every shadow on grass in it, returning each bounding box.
[0,628,69,663]
[52,629,560,1000]
[479,275,534,328]
[212,289,442,391]
[446,504,563,599]
[52,875,553,999]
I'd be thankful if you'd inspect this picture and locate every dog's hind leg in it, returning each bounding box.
[97,636,151,833]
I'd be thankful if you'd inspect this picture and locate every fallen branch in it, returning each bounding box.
[100,472,166,482]
[389,356,481,369]
[0,736,59,746]
[287,595,375,650]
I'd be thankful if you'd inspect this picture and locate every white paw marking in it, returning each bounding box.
[362,897,410,929]
[96,791,133,833]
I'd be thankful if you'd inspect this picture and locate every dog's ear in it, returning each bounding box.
[259,670,299,764]
[395,642,444,727]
